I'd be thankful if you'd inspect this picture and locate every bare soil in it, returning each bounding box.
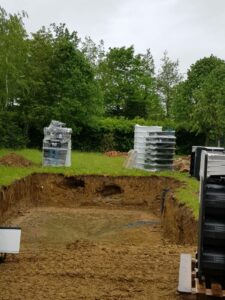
[0,153,35,167]
[173,156,190,173]
[104,151,128,157]
[0,174,198,300]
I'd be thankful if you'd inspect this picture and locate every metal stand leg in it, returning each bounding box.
[0,253,7,263]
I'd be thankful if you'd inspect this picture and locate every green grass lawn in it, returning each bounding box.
[0,149,199,217]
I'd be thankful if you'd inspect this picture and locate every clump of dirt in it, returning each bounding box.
[173,156,190,172]
[0,153,35,167]
[104,151,128,157]
[66,239,97,250]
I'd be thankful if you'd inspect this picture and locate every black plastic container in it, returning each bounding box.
[190,149,195,176]
[190,146,224,180]
[198,153,225,288]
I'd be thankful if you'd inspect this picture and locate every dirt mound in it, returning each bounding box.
[0,153,35,167]
[104,151,128,157]
[173,156,190,172]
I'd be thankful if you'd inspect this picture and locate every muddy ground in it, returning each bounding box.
[0,175,197,300]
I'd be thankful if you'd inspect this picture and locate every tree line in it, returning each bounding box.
[1,7,225,152]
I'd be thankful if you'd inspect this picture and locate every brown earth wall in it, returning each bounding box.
[162,193,198,245]
[0,173,198,245]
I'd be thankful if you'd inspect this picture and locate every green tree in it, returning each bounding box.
[16,26,54,137]
[0,7,28,110]
[186,54,224,96]
[81,36,105,66]
[171,55,225,132]
[49,24,103,128]
[0,7,30,147]
[157,51,182,118]
[192,65,225,145]
[99,46,163,119]
[171,81,191,124]
[18,23,103,146]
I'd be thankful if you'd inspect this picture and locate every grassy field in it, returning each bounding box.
[0,149,199,217]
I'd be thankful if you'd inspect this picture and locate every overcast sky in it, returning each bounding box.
[1,0,225,74]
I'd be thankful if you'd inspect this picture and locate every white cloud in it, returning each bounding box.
[1,0,225,73]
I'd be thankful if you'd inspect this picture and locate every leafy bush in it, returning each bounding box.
[100,132,116,152]
[0,112,206,154]
[73,117,206,154]
[0,112,27,148]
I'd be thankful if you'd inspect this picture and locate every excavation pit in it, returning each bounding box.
[0,174,197,300]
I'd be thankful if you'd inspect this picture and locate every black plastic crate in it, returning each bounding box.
[191,147,224,180]
[197,152,225,287]
[202,251,225,271]
[203,220,225,246]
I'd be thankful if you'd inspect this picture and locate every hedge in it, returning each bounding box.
[2,114,206,154]
[74,117,206,154]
